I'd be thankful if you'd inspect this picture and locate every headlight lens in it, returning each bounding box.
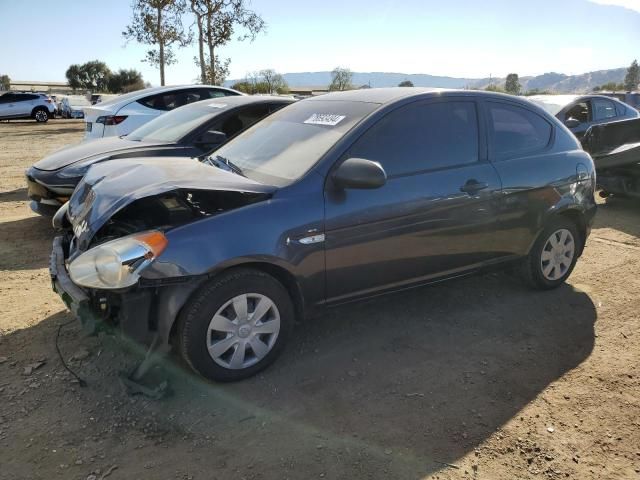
[69,231,168,289]
[58,158,105,178]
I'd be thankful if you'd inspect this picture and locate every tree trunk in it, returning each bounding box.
[196,15,206,83]
[206,11,215,84]
[157,6,165,86]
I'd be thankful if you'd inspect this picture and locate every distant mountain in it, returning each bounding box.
[226,67,628,93]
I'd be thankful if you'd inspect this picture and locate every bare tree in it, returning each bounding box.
[329,67,353,91]
[190,0,266,85]
[259,69,288,94]
[123,0,191,86]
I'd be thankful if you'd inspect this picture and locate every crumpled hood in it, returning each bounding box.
[67,156,275,248]
[33,137,167,171]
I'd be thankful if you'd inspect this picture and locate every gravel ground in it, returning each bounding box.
[0,120,639,480]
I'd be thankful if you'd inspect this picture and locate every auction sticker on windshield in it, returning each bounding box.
[304,114,346,126]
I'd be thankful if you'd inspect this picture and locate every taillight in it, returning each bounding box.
[45,99,52,103]
[96,115,128,126]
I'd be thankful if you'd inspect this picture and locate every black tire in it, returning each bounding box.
[519,217,582,290]
[32,107,49,123]
[177,268,294,382]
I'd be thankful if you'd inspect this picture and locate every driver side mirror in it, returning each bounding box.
[196,130,227,146]
[564,117,581,128]
[332,158,387,190]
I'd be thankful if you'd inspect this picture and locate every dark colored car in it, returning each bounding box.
[528,94,639,140]
[50,88,597,382]
[26,95,294,215]
[581,116,640,198]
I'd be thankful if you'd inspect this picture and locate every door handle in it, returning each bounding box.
[460,179,489,194]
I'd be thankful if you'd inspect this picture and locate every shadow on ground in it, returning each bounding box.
[596,197,640,238]
[0,188,27,203]
[0,213,53,270]
[2,272,596,479]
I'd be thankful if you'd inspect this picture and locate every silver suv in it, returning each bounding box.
[0,92,56,122]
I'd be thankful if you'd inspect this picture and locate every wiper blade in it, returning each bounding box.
[204,155,245,177]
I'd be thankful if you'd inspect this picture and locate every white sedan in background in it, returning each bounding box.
[83,85,243,140]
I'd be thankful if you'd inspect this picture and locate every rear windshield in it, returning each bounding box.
[127,103,224,142]
[209,99,378,186]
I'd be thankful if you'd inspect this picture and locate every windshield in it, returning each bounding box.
[127,104,222,142]
[209,99,378,186]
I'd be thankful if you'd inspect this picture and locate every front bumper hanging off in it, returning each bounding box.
[50,236,101,334]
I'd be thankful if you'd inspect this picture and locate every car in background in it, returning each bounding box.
[598,91,640,110]
[0,92,56,122]
[88,93,119,105]
[50,88,596,382]
[528,94,639,140]
[26,95,293,215]
[60,96,92,119]
[83,85,243,140]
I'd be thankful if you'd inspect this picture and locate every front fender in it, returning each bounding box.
[141,191,326,308]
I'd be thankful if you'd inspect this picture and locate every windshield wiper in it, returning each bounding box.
[204,155,245,177]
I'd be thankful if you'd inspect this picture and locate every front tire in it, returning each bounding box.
[519,217,582,290]
[33,107,49,123]
[177,268,294,382]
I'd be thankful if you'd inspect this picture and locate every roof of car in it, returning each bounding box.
[306,87,546,105]
[184,95,295,110]
[95,84,245,108]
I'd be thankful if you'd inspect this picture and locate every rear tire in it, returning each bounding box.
[177,268,294,382]
[33,107,49,123]
[519,217,582,290]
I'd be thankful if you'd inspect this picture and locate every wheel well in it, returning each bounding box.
[557,210,587,254]
[167,262,306,346]
[31,106,48,116]
[235,262,306,322]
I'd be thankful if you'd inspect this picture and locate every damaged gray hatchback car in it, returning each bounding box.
[51,88,597,382]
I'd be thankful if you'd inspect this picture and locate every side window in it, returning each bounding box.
[138,92,182,111]
[564,101,590,123]
[203,88,238,98]
[347,100,479,176]
[0,94,15,104]
[487,102,552,158]
[211,104,272,138]
[593,98,617,121]
[614,101,627,116]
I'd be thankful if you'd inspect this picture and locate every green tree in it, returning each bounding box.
[329,67,353,91]
[505,73,521,95]
[398,80,414,87]
[595,81,625,92]
[230,80,253,93]
[485,83,505,93]
[65,61,111,92]
[0,74,10,91]
[108,69,145,93]
[190,0,266,85]
[123,0,191,86]
[624,60,639,91]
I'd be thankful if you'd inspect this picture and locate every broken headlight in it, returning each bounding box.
[69,231,167,289]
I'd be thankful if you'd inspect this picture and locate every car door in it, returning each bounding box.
[14,94,36,116]
[561,99,593,139]
[482,100,559,257]
[0,93,15,118]
[323,97,503,303]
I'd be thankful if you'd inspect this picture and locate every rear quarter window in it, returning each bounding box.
[487,102,552,159]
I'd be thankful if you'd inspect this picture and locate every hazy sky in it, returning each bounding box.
[1,0,639,85]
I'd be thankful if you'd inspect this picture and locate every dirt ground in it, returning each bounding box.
[0,120,639,480]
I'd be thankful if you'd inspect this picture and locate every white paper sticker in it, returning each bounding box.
[304,113,346,126]
[207,103,227,108]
